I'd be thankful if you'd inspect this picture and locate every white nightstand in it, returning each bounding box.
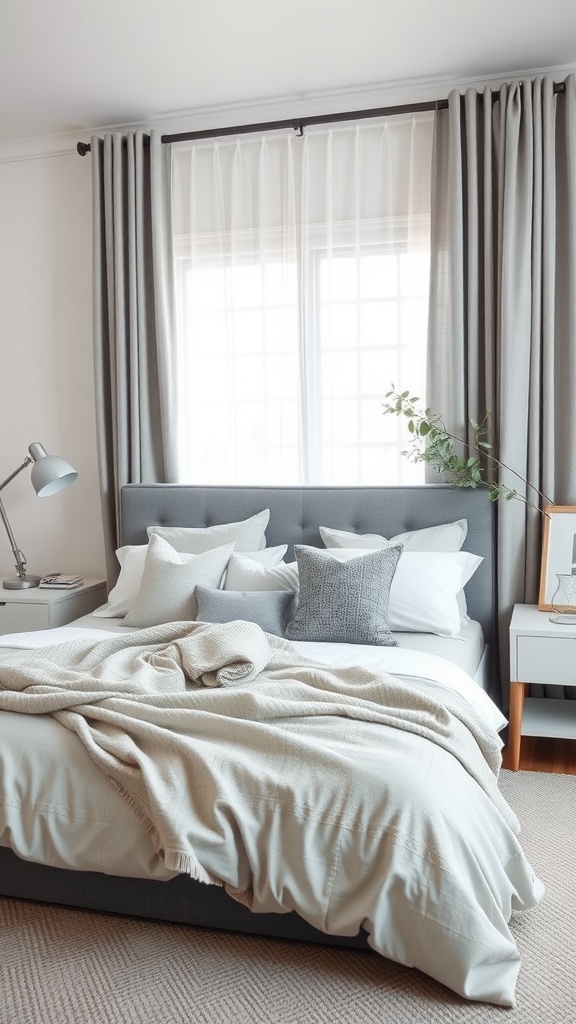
[0,578,106,635]
[509,603,576,770]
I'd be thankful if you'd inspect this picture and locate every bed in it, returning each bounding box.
[0,484,543,1006]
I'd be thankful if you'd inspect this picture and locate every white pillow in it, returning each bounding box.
[224,553,299,593]
[93,542,286,620]
[234,545,287,567]
[124,535,235,628]
[92,544,147,618]
[327,548,483,637]
[319,519,468,552]
[148,509,270,554]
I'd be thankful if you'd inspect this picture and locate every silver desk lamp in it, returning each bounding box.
[0,442,78,590]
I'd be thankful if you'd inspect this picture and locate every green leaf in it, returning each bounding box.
[477,441,492,450]
[408,420,415,433]
[470,418,480,431]
[419,421,431,436]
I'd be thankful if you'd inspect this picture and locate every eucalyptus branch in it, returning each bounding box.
[383,386,554,516]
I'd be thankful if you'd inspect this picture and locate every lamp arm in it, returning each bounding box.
[0,456,34,580]
[0,496,27,579]
[0,455,33,493]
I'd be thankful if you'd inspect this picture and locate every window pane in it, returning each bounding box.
[189,267,226,310]
[320,303,357,351]
[264,308,298,352]
[232,310,264,353]
[321,256,358,301]
[321,351,359,398]
[264,262,298,305]
[176,242,428,485]
[399,251,430,296]
[359,350,388,395]
[359,302,398,348]
[231,264,263,307]
[359,253,398,299]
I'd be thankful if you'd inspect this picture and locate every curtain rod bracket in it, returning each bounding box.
[77,141,91,156]
[292,120,304,137]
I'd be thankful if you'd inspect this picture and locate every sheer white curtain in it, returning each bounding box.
[171,114,433,485]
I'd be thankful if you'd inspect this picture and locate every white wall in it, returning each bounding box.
[0,148,105,579]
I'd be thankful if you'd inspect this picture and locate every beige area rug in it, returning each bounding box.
[1,770,575,1024]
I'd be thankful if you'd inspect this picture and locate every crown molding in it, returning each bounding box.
[1,62,574,164]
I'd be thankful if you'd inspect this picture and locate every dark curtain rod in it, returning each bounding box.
[76,82,565,156]
[76,99,441,155]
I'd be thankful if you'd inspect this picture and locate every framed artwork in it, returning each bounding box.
[538,505,576,610]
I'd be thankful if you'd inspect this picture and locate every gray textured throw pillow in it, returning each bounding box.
[284,545,402,645]
[196,586,295,637]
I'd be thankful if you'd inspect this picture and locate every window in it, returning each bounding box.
[171,115,433,485]
[175,255,300,484]
[317,247,429,485]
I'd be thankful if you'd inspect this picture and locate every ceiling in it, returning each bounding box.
[1,0,575,143]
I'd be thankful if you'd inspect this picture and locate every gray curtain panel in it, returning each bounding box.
[91,130,178,584]
[428,75,576,708]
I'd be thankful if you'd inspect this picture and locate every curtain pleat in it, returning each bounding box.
[428,75,576,708]
[92,129,177,585]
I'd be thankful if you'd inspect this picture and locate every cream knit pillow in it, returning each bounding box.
[124,535,235,628]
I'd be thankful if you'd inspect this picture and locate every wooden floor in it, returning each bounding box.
[502,735,576,774]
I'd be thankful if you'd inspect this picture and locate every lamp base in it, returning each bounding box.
[3,575,41,590]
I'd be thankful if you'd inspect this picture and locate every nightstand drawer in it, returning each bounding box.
[0,602,51,633]
[516,635,576,685]
[0,579,106,636]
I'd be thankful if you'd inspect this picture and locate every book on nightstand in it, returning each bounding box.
[39,574,84,590]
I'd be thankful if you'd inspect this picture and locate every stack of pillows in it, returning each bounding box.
[94,510,482,646]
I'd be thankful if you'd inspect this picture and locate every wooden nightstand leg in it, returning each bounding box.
[508,681,527,771]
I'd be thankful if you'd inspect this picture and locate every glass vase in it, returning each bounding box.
[549,573,576,624]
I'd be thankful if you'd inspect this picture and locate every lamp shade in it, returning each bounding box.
[28,442,78,497]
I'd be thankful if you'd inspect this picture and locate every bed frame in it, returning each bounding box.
[0,483,496,946]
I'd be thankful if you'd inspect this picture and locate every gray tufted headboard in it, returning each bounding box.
[121,483,496,645]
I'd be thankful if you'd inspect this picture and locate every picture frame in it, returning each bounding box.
[538,505,576,610]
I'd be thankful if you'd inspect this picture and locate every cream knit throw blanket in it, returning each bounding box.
[0,620,517,883]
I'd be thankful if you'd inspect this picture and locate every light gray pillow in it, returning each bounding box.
[285,545,402,646]
[147,509,270,554]
[196,586,295,637]
[124,535,235,627]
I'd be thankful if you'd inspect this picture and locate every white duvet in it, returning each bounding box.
[0,625,542,1007]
